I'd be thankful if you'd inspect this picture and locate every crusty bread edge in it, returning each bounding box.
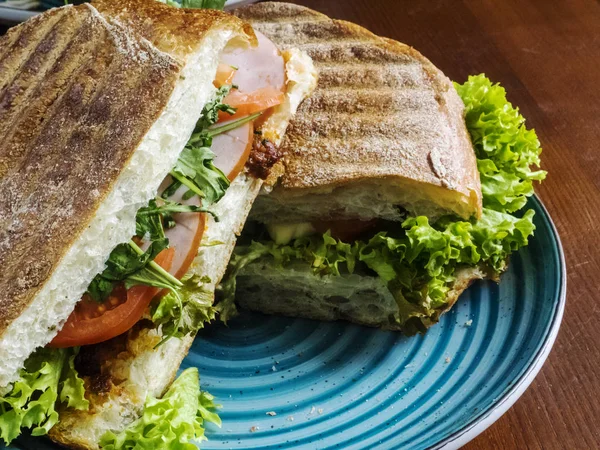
[48,43,318,450]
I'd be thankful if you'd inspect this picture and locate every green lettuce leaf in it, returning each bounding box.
[455,74,546,212]
[59,350,89,412]
[223,75,545,330]
[99,368,220,450]
[0,348,88,445]
[151,273,217,344]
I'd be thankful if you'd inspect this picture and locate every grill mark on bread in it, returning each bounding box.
[309,64,423,88]
[234,2,329,24]
[0,10,99,154]
[236,2,482,220]
[0,8,71,93]
[299,87,436,115]
[248,22,371,46]
[0,4,182,335]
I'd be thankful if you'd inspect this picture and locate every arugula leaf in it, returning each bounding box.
[193,85,235,135]
[99,368,220,450]
[136,199,167,241]
[87,239,171,303]
[171,146,230,207]
[162,86,240,207]
[0,348,88,445]
[138,198,217,231]
[151,273,216,343]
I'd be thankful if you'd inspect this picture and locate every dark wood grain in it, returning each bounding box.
[1,0,599,447]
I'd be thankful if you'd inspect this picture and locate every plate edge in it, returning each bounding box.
[431,195,567,450]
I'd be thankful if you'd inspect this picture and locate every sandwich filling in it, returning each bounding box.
[0,27,287,447]
[222,75,546,331]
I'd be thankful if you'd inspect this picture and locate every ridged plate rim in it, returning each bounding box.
[433,195,566,449]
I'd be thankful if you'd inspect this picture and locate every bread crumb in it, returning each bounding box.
[445,357,451,363]
[272,365,278,372]
[266,411,277,416]
[317,408,324,415]
[310,406,316,414]
[465,319,473,327]
[287,416,294,421]
[250,426,259,432]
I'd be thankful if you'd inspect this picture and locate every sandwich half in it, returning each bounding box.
[0,1,316,448]
[221,2,546,333]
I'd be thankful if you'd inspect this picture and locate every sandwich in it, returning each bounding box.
[219,2,546,333]
[0,1,316,448]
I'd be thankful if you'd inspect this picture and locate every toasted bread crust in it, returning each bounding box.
[93,0,257,62]
[0,4,181,338]
[235,2,482,220]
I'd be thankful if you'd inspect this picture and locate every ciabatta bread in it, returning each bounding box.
[235,2,482,223]
[0,1,252,387]
[48,38,317,449]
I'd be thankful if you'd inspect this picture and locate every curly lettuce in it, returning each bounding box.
[151,273,217,344]
[456,75,546,213]
[0,348,88,445]
[221,75,545,329]
[99,368,220,450]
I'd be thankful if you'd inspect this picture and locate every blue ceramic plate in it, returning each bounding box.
[6,196,566,450]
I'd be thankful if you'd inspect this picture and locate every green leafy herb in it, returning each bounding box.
[222,75,546,331]
[135,199,167,241]
[170,146,230,207]
[162,86,236,207]
[151,273,217,344]
[138,198,217,231]
[193,85,235,134]
[0,348,88,445]
[99,368,220,450]
[86,238,174,303]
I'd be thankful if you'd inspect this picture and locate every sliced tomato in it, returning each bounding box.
[219,88,285,122]
[211,120,254,181]
[313,219,380,242]
[214,63,237,88]
[50,248,175,348]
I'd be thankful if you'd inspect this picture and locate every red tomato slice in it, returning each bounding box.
[218,88,285,122]
[214,63,237,88]
[313,219,379,242]
[212,120,254,181]
[50,248,175,348]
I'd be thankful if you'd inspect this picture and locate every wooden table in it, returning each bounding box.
[1,0,599,448]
